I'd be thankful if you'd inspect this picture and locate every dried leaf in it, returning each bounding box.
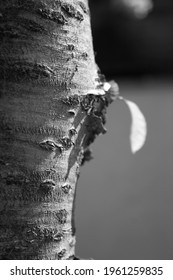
[124,98,147,153]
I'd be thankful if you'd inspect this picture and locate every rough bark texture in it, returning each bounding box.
[0,0,115,259]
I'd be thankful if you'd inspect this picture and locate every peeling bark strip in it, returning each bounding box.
[0,0,116,260]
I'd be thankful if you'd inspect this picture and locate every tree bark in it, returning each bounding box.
[0,0,114,259]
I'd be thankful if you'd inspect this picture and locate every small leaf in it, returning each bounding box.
[103,82,111,92]
[123,98,147,153]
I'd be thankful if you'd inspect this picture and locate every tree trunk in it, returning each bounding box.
[0,0,114,259]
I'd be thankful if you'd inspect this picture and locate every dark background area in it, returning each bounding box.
[90,0,173,77]
[75,0,173,260]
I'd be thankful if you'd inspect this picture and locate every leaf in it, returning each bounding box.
[124,98,147,153]
[103,82,111,91]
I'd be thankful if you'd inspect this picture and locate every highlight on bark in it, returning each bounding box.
[0,0,118,259]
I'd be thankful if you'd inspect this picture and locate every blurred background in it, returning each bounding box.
[75,0,173,259]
